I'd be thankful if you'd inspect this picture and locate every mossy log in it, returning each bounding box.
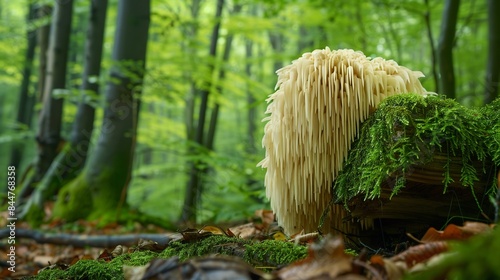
[328,94,498,243]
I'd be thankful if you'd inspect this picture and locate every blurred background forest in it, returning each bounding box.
[0,0,496,227]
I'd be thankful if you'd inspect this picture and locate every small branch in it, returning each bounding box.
[0,229,173,248]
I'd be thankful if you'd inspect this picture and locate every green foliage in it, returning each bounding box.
[405,228,500,280]
[481,98,500,166]
[335,94,494,203]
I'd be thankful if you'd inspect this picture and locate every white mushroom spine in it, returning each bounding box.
[258,48,428,234]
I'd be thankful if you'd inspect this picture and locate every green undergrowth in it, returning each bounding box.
[34,235,308,279]
[481,97,500,166]
[335,93,498,204]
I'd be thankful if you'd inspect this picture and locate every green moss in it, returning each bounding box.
[36,259,123,280]
[159,235,252,261]
[481,98,500,166]
[244,239,308,267]
[52,174,94,221]
[111,250,159,266]
[335,94,494,203]
[159,235,307,268]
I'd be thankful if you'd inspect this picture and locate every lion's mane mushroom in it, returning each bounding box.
[258,48,429,234]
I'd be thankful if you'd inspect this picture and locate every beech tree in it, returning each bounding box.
[9,2,38,175]
[19,0,74,200]
[484,0,500,104]
[437,0,460,98]
[181,0,224,224]
[51,0,151,222]
[21,0,108,223]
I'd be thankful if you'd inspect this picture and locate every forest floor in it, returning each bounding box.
[0,209,498,279]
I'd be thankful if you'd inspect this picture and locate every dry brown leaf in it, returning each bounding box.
[199,225,228,236]
[277,236,353,280]
[390,241,449,268]
[254,209,275,226]
[419,222,492,243]
[229,223,257,239]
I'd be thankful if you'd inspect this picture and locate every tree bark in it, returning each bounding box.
[484,0,500,104]
[21,0,108,219]
[437,0,460,99]
[9,2,38,174]
[245,38,256,155]
[68,0,108,170]
[19,0,73,202]
[52,0,150,222]
[181,0,224,224]
[36,5,52,103]
[424,0,439,93]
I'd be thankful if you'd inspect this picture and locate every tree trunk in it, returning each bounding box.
[424,0,439,93]
[9,2,38,175]
[437,0,460,99]
[23,0,108,215]
[68,0,107,171]
[484,0,500,104]
[20,0,73,202]
[268,30,284,72]
[245,38,256,155]
[36,5,52,103]
[181,0,224,224]
[52,0,150,222]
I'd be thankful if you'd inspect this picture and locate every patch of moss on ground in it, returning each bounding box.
[335,94,496,203]
[34,250,158,280]
[244,239,308,267]
[35,259,123,280]
[111,250,159,266]
[160,235,307,267]
[32,235,308,279]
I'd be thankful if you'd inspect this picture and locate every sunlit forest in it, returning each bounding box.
[1,0,499,278]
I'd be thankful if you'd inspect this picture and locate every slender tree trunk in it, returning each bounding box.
[36,0,74,179]
[484,0,500,104]
[9,2,38,173]
[206,4,241,150]
[52,0,150,222]
[86,0,149,210]
[36,5,52,103]
[183,0,202,141]
[268,30,284,72]
[23,0,108,212]
[181,0,224,224]
[424,0,439,93]
[68,0,108,170]
[437,0,460,98]
[245,38,256,155]
[20,0,73,201]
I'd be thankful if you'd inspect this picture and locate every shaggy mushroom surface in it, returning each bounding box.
[258,48,429,234]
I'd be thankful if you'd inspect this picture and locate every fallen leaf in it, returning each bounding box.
[277,236,353,280]
[419,222,492,243]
